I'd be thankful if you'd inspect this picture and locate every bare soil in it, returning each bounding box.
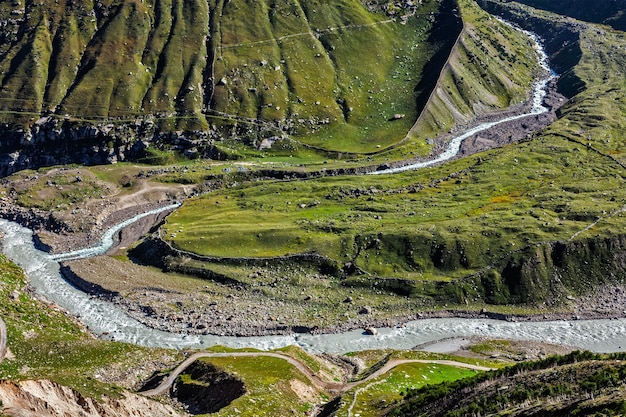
[416,336,577,360]
[0,380,181,417]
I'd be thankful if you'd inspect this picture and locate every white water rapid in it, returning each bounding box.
[370,25,555,175]
[50,203,182,262]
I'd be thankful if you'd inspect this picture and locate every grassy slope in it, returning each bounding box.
[198,0,447,153]
[336,363,477,417]
[0,255,182,400]
[175,347,494,417]
[390,351,626,417]
[163,3,626,308]
[406,0,539,141]
[0,0,450,154]
[545,29,626,165]
[0,0,538,158]
[0,0,207,129]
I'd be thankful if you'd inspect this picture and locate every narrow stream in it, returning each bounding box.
[50,203,181,262]
[370,24,555,175]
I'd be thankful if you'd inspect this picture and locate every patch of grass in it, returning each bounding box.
[89,163,143,184]
[392,350,505,370]
[337,363,478,417]
[0,255,182,399]
[193,355,329,417]
[1,167,106,210]
[276,345,322,374]
[469,339,513,356]
[135,147,185,165]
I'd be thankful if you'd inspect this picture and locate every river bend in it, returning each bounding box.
[370,23,555,175]
[1,26,623,354]
[2,218,626,354]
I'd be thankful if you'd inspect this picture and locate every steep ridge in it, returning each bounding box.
[0,0,209,127]
[409,0,541,140]
[0,0,541,174]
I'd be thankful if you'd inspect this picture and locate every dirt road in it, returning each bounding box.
[141,351,493,397]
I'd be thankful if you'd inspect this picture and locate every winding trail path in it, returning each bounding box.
[221,19,394,50]
[141,351,493,397]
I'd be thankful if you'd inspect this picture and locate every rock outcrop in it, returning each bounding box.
[0,379,181,417]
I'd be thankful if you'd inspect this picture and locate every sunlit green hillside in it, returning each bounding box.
[0,0,540,157]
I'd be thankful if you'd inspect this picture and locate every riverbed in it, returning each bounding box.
[2,218,626,354]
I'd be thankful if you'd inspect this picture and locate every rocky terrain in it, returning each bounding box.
[0,380,181,417]
[61,254,626,339]
[0,167,194,253]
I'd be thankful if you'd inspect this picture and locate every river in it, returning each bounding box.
[370,22,555,175]
[1,26,624,355]
[2,218,626,354]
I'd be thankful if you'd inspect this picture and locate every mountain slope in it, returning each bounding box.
[408,0,539,140]
[0,0,542,169]
[390,351,626,417]
[0,0,209,128]
[0,1,443,146]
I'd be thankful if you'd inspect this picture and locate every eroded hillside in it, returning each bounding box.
[0,1,446,141]
[0,0,543,174]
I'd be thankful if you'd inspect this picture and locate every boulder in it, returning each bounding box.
[364,327,377,336]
